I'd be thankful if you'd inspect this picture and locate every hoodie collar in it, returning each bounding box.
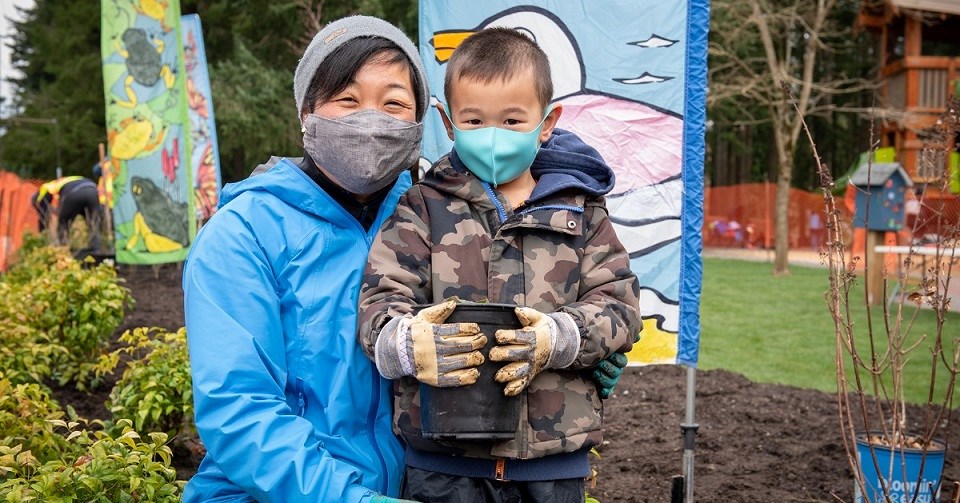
[220,157,411,229]
[297,153,393,230]
[527,128,614,204]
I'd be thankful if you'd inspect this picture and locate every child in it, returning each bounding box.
[358,28,640,502]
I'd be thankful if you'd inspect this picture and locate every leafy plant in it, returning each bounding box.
[0,244,134,389]
[2,235,63,285]
[0,310,62,386]
[585,447,602,503]
[96,327,193,435]
[0,419,183,502]
[0,374,71,465]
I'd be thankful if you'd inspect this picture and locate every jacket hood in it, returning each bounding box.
[528,128,615,202]
[431,128,614,206]
[219,156,410,221]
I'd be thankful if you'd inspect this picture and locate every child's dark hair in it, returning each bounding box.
[302,37,424,119]
[444,28,552,110]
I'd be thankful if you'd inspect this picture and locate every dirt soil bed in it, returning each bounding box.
[53,263,960,502]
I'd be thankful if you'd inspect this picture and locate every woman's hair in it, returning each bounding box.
[301,37,424,118]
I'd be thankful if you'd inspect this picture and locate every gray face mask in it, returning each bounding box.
[302,109,423,195]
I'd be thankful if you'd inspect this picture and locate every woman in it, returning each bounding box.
[182,16,427,502]
[183,15,628,503]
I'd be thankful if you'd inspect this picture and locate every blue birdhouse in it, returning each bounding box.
[850,162,913,230]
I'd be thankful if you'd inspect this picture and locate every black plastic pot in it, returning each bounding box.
[418,302,522,441]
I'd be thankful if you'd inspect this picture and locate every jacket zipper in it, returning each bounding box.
[481,182,508,224]
[367,356,390,492]
[360,233,391,492]
[307,170,394,491]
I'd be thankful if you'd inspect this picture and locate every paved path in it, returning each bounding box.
[701,247,825,268]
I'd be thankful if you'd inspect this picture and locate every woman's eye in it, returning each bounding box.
[337,96,357,104]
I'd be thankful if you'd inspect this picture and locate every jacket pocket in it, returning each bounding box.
[523,370,603,457]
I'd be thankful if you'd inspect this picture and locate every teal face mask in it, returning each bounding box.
[451,106,552,186]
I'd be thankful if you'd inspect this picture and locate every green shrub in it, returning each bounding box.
[2,234,57,285]
[0,245,134,389]
[0,374,71,464]
[0,419,183,502]
[96,327,193,435]
[0,316,65,386]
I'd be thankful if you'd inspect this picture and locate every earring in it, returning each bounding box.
[301,125,306,133]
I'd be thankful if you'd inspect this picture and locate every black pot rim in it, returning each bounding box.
[413,302,518,312]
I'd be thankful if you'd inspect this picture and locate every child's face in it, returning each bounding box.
[443,69,557,142]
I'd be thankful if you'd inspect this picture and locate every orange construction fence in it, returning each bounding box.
[0,170,42,272]
[703,183,840,250]
[704,182,959,268]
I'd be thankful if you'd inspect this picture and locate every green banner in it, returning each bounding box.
[101,0,195,264]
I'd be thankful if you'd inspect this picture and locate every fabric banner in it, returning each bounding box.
[181,14,222,222]
[418,0,706,366]
[101,0,195,265]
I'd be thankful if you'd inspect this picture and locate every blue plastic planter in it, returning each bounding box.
[855,431,946,503]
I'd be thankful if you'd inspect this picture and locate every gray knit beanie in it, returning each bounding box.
[294,16,429,121]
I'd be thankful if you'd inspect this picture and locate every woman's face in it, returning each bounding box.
[307,56,416,123]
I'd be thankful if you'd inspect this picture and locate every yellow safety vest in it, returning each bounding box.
[36,176,84,206]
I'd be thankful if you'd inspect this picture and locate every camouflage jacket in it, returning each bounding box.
[358,135,641,460]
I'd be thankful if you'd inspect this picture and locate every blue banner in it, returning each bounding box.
[418,0,707,365]
[181,14,222,222]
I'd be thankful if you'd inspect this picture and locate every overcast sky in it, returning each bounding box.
[1,0,35,114]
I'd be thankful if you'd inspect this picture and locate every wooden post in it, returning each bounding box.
[865,230,885,305]
[97,143,114,249]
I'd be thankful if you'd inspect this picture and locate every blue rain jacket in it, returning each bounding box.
[182,159,410,502]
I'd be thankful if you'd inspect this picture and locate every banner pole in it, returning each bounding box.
[681,365,698,503]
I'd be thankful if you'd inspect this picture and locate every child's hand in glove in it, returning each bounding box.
[374,299,487,387]
[489,307,580,396]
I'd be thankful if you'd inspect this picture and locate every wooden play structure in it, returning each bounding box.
[858,0,960,183]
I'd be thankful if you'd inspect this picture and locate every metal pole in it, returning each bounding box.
[681,365,699,503]
[52,118,62,174]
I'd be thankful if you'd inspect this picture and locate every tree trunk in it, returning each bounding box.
[773,122,794,275]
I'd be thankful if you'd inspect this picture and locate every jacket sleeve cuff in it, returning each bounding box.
[374,315,413,379]
[547,312,580,369]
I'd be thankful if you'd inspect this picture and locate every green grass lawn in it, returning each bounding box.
[698,258,959,405]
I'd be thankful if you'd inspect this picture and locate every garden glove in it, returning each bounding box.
[489,307,580,396]
[592,331,640,399]
[592,352,628,399]
[374,299,487,387]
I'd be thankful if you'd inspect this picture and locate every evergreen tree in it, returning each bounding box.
[2,2,103,178]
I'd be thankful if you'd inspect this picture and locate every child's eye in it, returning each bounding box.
[466,119,483,126]
[504,119,521,126]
